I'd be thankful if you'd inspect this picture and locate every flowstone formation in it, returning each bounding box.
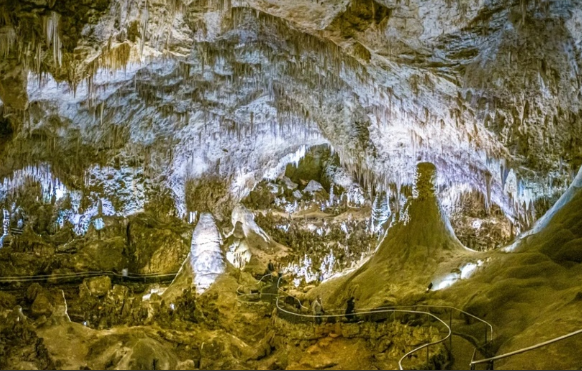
[437,167,582,369]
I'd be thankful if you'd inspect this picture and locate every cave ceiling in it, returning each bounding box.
[0,0,581,224]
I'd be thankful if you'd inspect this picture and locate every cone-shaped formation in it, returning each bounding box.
[329,162,474,305]
[382,162,466,261]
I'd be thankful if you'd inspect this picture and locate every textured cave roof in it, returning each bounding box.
[0,0,581,221]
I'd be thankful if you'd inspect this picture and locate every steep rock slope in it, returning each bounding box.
[437,168,582,369]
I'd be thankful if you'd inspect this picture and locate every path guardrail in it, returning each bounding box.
[470,327,582,370]
[274,275,454,370]
[0,270,178,284]
[236,273,495,369]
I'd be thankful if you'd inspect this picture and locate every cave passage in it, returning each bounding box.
[1,0,582,369]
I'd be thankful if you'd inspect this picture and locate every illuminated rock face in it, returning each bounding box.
[0,0,580,231]
[187,212,225,293]
[231,204,270,244]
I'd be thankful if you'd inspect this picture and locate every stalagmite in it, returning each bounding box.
[0,209,8,248]
[174,212,225,294]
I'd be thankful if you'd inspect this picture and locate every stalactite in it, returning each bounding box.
[484,171,492,214]
[43,11,62,67]
[0,25,16,58]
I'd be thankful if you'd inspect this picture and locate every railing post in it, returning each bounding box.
[449,308,453,358]
[426,312,430,370]
[426,345,429,370]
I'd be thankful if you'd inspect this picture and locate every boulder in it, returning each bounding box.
[304,180,324,193]
[176,360,197,370]
[127,215,190,274]
[78,281,92,299]
[246,182,276,209]
[31,291,54,318]
[67,237,127,271]
[126,338,178,370]
[107,284,129,305]
[26,282,44,302]
[282,176,298,190]
[268,183,281,195]
[48,290,71,324]
[0,291,16,309]
[85,276,112,297]
[341,323,361,338]
[200,338,231,369]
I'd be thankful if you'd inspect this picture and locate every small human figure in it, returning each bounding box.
[312,296,324,324]
[426,282,433,292]
[267,260,275,273]
[345,296,356,322]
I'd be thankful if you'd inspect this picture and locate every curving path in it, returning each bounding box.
[237,274,494,370]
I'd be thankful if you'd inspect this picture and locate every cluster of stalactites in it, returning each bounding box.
[0,24,16,59]
[3,11,63,76]
[0,164,66,204]
[371,191,390,234]
[332,142,570,235]
[43,11,62,67]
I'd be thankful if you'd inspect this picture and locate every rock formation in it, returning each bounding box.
[325,162,477,306]
[0,0,582,369]
[172,212,225,294]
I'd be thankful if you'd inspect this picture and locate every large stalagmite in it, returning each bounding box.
[327,162,476,305]
[169,212,225,295]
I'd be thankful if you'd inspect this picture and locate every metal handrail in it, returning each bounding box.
[274,276,451,370]
[236,273,275,296]
[0,270,179,283]
[470,327,582,369]
[236,273,281,303]
[378,304,493,342]
[398,311,452,370]
[236,274,492,369]
[274,296,452,370]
